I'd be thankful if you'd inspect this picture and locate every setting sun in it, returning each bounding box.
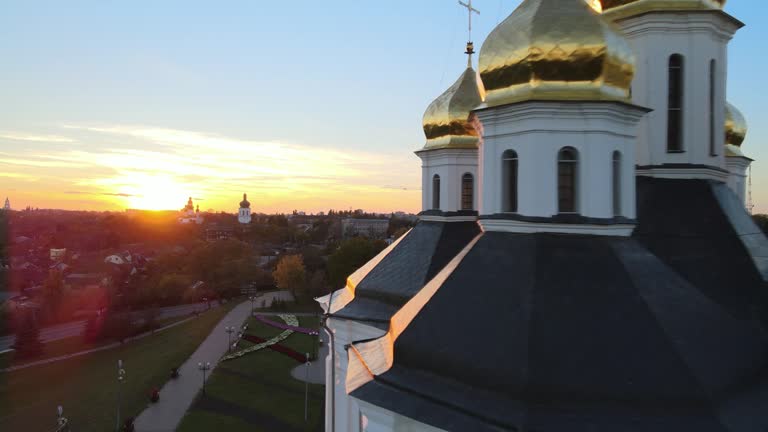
[118,174,191,211]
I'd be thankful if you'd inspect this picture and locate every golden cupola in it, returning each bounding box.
[478,0,636,109]
[599,0,726,19]
[422,67,485,150]
[724,102,748,158]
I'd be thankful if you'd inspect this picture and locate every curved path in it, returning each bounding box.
[289,339,328,385]
[134,301,252,432]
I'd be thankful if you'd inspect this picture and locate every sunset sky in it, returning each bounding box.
[1,1,766,214]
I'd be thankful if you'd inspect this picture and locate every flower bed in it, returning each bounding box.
[254,314,318,336]
[242,334,307,363]
[222,314,299,361]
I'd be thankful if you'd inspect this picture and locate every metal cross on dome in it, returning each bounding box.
[458,0,480,43]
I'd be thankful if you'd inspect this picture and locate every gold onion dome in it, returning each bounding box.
[479,0,636,108]
[422,67,485,150]
[725,102,748,157]
[598,0,726,19]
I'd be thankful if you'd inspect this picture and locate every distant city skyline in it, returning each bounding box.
[1,1,766,213]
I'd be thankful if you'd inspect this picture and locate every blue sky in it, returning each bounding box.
[0,0,766,213]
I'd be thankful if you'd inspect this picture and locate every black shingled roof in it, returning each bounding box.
[331,220,480,326]
[344,179,768,432]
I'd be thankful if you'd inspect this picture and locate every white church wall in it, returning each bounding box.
[356,399,448,432]
[476,102,644,223]
[726,156,751,206]
[614,11,741,176]
[325,317,388,432]
[417,149,478,212]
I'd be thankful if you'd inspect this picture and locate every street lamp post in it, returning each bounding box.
[116,359,126,432]
[304,352,310,422]
[225,326,235,352]
[198,362,211,396]
[57,405,69,432]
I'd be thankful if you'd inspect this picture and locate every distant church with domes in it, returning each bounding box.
[318,0,768,431]
[178,197,203,224]
[238,193,252,224]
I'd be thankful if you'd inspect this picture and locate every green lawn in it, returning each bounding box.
[177,315,324,432]
[0,314,195,370]
[0,302,237,432]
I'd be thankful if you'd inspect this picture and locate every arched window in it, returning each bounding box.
[558,147,578,213]
[667,54,684,152]
[709,59,717,156]
[461,173,474,211]
[432,174,441,210]
[612,151,622,217]
[502,150,518,213]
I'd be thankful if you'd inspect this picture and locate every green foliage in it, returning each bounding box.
[327,237,387,289]
[273,255,306,298]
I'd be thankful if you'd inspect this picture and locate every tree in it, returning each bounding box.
[13,312,43,358]
[327,237,387,289]
[273,255,306,299]
[42,270,65,319]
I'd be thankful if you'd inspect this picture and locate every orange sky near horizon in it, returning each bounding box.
[0,126,422,214]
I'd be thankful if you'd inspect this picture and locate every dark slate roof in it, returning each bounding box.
[331,220,480,326]
[351,232,768,432]
[634,178,766,323]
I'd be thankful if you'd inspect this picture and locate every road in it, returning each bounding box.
[0,301,218,351]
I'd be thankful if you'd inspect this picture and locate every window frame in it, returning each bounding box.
[557,147,579,214]
[432,174,441,210]
[667,54,685,153]
[502,150,519,213]
[461,173,474,211]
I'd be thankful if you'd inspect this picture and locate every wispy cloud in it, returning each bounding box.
[0,132,76,143]
[3,124,419,212]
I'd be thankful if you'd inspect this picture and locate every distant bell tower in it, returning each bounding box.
[238,193,252,224]
[3,197,9,211]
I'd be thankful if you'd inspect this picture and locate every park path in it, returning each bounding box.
[134,291,289,432]
[133,301,252,432]
[290,336,328,385]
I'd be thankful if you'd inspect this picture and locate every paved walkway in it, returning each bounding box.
[290,337,328,385]
[134,301,252,432]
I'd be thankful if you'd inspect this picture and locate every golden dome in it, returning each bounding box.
[724,102,748,157]
[600,0,726,20]
[479,0,635,108]
[422,67,485,150]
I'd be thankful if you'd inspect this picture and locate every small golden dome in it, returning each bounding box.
[479,0,635,108]
[600,0,726,20]
[724,102,747,157]
[422,67,485,150]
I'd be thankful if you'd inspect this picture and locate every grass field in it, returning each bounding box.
[0,302,237,432]
[0,314,194,370]
[177,315,324,432]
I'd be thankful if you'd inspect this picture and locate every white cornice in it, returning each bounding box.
[636,166,729,181]
[419,215,479,223]
[616,11,741,42]
[479,219,635,237]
